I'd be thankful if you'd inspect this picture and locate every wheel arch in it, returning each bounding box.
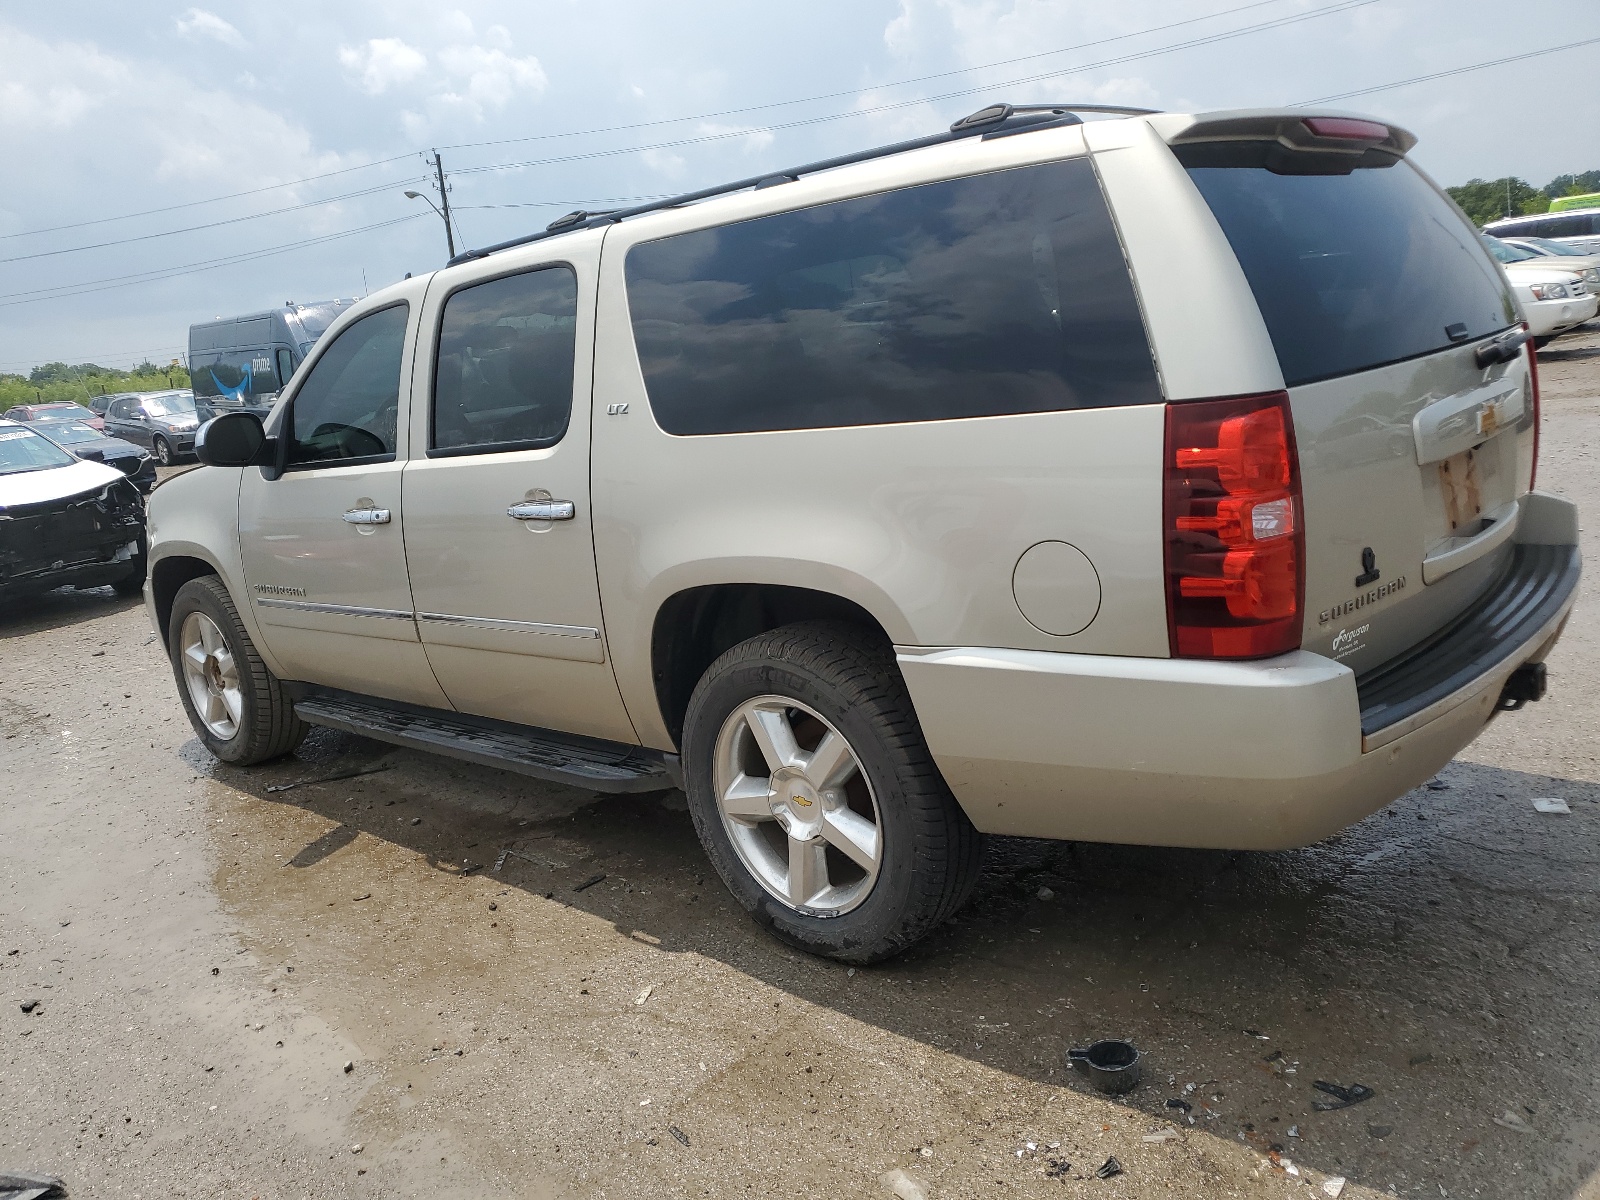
[150,553,223,648]
[649,582,896,750]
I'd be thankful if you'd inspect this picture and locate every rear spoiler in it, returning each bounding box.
[1146,109,1417,159]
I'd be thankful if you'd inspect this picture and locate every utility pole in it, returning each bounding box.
[431,150,457,258]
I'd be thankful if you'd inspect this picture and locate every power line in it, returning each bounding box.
[0,214,425,309]
[0,0,1358,244]
[0,176,430,264]
[449,0,1379,180]
[435,0,1307,156]
[1296,34,1600,104]
[0,153,421,243]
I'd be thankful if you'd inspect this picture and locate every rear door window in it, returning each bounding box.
[1179,147,1518,387]
[624,157,1159,435]
[431,266,578,454]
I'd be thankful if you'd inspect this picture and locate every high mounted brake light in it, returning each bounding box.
[1164,392,1305,659]
[1302,117,1390,142]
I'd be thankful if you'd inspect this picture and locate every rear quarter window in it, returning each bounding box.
[624,156,1160,435]
[1179,146,1518,387]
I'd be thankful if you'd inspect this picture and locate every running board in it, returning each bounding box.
[291,691,678,793]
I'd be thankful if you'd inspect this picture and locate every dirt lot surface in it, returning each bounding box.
[4,325,1599,1200]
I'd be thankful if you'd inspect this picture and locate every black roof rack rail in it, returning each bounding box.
[447,102,1163,267]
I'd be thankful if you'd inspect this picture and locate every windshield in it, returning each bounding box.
[41,422,100,445]
[0,426,77,475]
[1484,236,1538,263]
[144,392,198,417]
[293,302,350,337]
[1524,237,1586,257]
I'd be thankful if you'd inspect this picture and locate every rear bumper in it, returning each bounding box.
[899,492,1580,851]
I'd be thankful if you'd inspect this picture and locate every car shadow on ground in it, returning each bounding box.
[213,732,1600,1198]
[0,585,145,641]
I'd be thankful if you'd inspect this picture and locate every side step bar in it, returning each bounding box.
[291,689,679,794]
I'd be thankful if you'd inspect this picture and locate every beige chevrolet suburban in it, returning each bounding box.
[147,103,1581,962]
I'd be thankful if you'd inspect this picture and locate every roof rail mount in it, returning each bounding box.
[449,101,1164,268]
[951,102,1160,132]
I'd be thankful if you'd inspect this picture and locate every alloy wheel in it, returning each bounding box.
[712,695,883,916]
[179,611,243,739]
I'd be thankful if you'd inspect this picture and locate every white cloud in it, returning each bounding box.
[436,45,547,109]
[641,147,687,179]
[174,8,243,47]
[339,37,428,96]
[338,28,546,132]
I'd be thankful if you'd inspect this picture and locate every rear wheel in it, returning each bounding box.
[153,435,173,466]
[168,576,305,764]
[681,621,982,963]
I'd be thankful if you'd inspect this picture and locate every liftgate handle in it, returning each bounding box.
[507,500,576,521]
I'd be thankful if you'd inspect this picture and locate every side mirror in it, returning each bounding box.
[196,412,274,468]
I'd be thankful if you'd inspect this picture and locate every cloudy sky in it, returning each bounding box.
[1,0,1595,373]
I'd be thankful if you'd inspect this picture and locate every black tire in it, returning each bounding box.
[167,576,306,765]
[682,620,983,964]
[153,435,173,466]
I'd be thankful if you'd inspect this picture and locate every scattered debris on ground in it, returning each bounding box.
[1094,1155,1124,1179]
[1531,797,1571,815]
[880,1166,929,1200]
[1311,1080,1375,1111]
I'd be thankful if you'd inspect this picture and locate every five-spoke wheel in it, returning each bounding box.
[683,621,983,963]
[714,696,882,915]
[179,611,243,739]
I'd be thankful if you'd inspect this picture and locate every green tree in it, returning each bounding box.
[1446,177,1546,226]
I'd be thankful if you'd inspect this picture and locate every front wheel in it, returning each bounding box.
[153,435,173,466]
[681,621,983,964]
[167,576,306,764]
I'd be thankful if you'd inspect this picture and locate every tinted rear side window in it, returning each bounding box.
[1180,148,1517,387]
[625,157,1159,435]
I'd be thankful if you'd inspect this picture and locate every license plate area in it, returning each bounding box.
[1437,448,1485,535]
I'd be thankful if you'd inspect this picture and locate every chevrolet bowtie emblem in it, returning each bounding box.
[791,794,814,808]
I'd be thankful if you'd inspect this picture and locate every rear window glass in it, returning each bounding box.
[625,157,1160,435]
[1180,147,1517,387]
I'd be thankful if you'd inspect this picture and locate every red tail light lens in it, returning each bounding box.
[1164,392,1305,659]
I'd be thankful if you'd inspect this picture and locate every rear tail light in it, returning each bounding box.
[1164,391,1305,659]
[1526,329,1541,491]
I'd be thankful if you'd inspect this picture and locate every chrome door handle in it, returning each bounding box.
[507,500,575,521]
[342,508,391,525]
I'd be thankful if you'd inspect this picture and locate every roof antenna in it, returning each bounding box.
[361,268,370,298]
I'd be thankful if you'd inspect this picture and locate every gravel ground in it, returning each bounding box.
[3,324,1598,1200]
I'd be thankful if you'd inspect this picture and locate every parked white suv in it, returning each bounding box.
[1484,235,1598,343]
[147,104,1580,961]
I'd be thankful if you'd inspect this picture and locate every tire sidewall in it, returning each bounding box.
[683,651,931,959]
[154,436,172,465]
[167,579,263,763]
